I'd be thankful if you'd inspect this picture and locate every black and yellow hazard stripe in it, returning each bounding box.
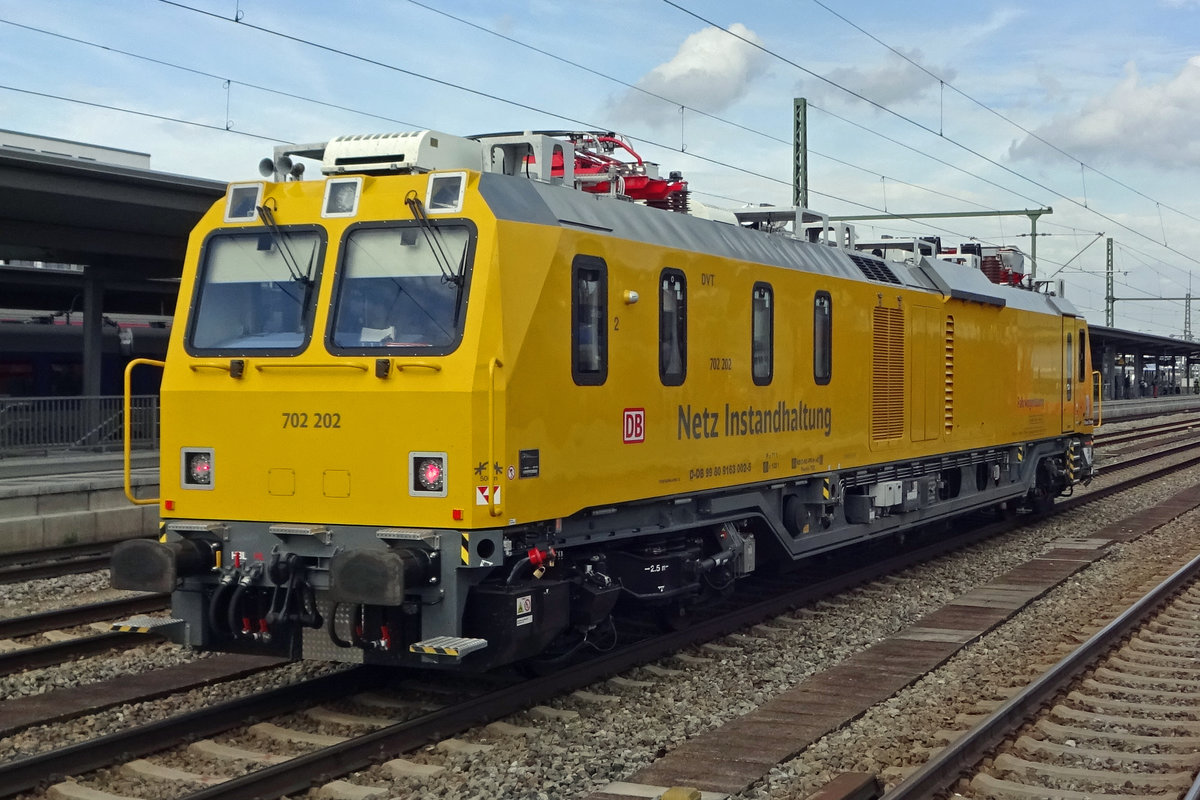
[411,642,463,657]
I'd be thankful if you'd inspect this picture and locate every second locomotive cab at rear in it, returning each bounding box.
[112,129,1097,670]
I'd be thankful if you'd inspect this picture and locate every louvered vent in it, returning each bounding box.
[944,315,955,434]
[871,306,905,440]
[849,254,902,285]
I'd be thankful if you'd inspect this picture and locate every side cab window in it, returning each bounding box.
[572,255,608,386]
[814,291,832,385]
[660,269,687,386]
[752,282,773,385]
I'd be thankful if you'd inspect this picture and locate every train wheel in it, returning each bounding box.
[658,600,694,631]
[1029,488,1055,515]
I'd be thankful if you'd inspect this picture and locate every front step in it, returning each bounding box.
[409,636,487,662]
[111,615,185,635]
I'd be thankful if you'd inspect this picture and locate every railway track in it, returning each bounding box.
[0,630,142,679]
[0,595,170,685]
[883,552,1200,800]
[0,594,166,640]
[6,422,1200,800]
[1091,414,1200,447]
[1,522,1004,800]
[0,540,145,585]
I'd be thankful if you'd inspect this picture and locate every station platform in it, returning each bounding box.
[0,451,159,556]
[1099,394,1200,422]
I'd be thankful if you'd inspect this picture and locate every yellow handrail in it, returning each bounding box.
[1092,370,1103,427]
[393,361,443,372]
[488,357,503,517]
[254,362,369,371]
[124,358,165,506]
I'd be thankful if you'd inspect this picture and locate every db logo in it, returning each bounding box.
[623,408,645,444]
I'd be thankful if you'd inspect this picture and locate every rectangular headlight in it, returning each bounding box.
[322,177,362,217]
[224,183,262,222]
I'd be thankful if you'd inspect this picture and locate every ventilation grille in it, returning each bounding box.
[944,315,955,434]
[871,306,905,440]
[849,254,902,285]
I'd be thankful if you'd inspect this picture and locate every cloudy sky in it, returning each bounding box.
[3,0,1200,336]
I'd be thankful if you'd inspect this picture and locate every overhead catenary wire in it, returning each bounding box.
[0,8,1142,253]
[0,19,424,133]
[659,1,1200,280]
[0,2,1126,247]
[397,1,1002,214]
[398,1,1141,248]
[0,84,286,143]
[806,0,1200,230]
[8,0,1190,251]
[0,1,994,244]
[2,3,1191,331]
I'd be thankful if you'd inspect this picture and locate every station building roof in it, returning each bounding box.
[0,146,224,314]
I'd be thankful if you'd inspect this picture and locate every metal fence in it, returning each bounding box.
[0,395,159,457]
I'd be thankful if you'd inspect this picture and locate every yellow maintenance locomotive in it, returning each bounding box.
[112,130,1096,670]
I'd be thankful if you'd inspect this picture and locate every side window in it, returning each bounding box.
[1065,332,1073,401]
[752,282,773,385]
[1078,328,1087,383]
[660,269,686,386]
[814,291,832,385]
[572,255,607,386]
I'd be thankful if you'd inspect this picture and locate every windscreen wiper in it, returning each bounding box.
[257,204,316,310]
[404,191,462,286]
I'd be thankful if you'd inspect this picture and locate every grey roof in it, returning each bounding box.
[0,147,225,313]
[479,172,1075,318]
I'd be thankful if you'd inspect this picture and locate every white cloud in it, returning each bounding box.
[790,47,955,114]
[612,23,768,128]
[1009,55,1200,168]
[821,49,955,107]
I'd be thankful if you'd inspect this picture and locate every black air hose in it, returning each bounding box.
[505,556,533,585]
[227,581,250,636]
[207,572,238,635]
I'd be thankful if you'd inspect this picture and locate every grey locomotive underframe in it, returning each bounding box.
[153,433,1087,666]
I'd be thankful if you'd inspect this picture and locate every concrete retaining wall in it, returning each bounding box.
[0,471,159,555]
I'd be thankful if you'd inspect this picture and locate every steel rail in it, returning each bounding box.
[1063,441,1200,512]
[0,540,117,570]
[1094,417,1200,448]
[0,539,153,584]
[0,553,110,585]
[880,549,1200,800]
[0,666,388,799]
[0,630,141,678]
[1093,417,1200,446]
[0,594,166,639]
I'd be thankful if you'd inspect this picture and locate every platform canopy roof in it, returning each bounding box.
[1090,324,1200,360]
[0,147,225,314]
